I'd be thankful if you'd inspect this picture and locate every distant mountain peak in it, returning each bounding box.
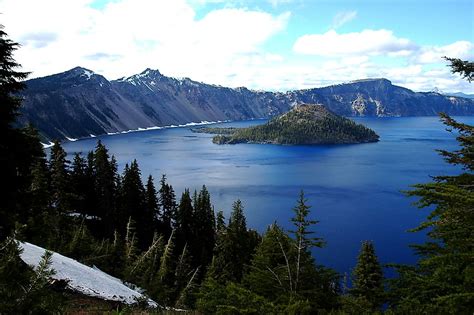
[140,68,162,76]
[55,66,105,83]
[116,68,164,86]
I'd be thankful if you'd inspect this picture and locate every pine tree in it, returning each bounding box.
[443,57,473,82]
[83,150,98,219]
[156,230,176,305]
[244,223,293,300]
[120,160,152,248]
[49,141,71,214]
[289,190,324,291]
[351,241,384,310]
[93,141,118,237]
[215,210,226,233]
[191,186,215,271]
[70,153,88,216]
[175,189,194,252]
[158,175,177,238]
[389,58,474,313]
[145,175,160,230]
[0,239,63,313]
[0,27,30,240]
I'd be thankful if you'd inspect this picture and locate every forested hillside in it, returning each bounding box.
[209,104,379,145]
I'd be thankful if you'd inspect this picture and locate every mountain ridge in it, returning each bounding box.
[18,67,474,141]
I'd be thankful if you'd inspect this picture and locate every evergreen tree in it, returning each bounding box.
[156,230,176,305]
[0,27,30,240]
[389,59,474,313]
[49,140,71,214]
[29,159,51,214]
[70,153,88,216]
[17,124,47,222]
[158,175,177,238]
[83,151,98,218]
[444,57,473,82]
[120,160,152,248]
[93,141,118,237]
[191,186,215,271]
[175,189,194,251]
[174,243,196,303]
[244,223,293,300]
[145,175,160,230]
[208,200,260,284]
[0,239,63,313]
[289,190,324,291]
[350,241,384,310]
[215,210,226,233]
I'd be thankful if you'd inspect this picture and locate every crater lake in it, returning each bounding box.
[60,116,474,275]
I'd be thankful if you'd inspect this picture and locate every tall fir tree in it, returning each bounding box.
[70,153,88,216]
[158,175,177,238]
[120,160,153,249]
[175,189,194,252]
[289,190,324,291]
[389,58,474,313]
[350,241,384,310]
[49,141,71,214]
[0,27,39,240]
[191,186,215,272]
[145,175,160,230]
[93,141,119,238]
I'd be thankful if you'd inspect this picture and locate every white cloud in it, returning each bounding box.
[1,0,289,80]
[331,11,357,29]
[414,41,474,64]
[293,29,417,57]
[0,0,472,93]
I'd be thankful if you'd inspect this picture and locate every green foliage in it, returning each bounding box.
[211,104,379,145]
[159,174,177,238]
[49,140,71,214]
[191,126,238,135]
[0,27,44,241]
[244,223,294,301]
[351,241,384,311]
[242,195,340,313]
[0,238,63,313]
[94,140,120,238]
[197,279,275,314]
[207,200,260,284]
[389,115,474,312]
[444,57,473,82]
[191,186,216,272]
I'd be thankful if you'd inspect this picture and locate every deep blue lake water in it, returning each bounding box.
[61,116,474,276]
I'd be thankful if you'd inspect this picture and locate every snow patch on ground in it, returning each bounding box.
[19,242,158,308]
[41,141,55,149]
[103,120,230,137]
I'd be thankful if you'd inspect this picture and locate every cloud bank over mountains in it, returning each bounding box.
[1,0,472,93]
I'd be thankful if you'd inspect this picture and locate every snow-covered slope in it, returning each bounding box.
[19,242,158,308]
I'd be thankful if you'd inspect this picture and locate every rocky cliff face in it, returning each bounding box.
[18,67,474,141]
[289,78,474,117]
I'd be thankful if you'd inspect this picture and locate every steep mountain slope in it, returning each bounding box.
[18,67,474,141]
[208,104,379,145]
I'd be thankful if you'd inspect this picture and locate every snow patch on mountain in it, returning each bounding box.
[19,242,158,308]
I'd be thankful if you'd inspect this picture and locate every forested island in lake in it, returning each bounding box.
[194,104,380,145]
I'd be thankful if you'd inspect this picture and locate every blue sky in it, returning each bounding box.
[2,0,473,92]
